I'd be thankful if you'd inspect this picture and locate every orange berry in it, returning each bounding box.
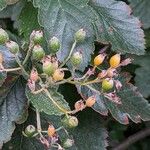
[85,96,96,107]
[94,54,106,66]
[47,125,55,137]
[53,69,64,81]
[109,54,121,68]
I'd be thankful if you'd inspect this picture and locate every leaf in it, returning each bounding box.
[19,1,40,41]
[32,0,96,71]
[71,110,108,150]
[128,0,150,29]
[133,54,150,98]
[77,73,150,124]
[26,87,70,116]
[0,0,7,11]
[0,72,7,87]
[0,77,28,149]
[89,0,145,55]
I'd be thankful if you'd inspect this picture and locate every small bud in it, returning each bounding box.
[63,139,74,148]
[71,51,82,67]
[30,68,39,82]
[49,37,60,54]
[31,30,43,44]
[109,54,121,68]
[74,100,85,111]
[47,125,56,137]
[102,78,114,91]
[107,69,116,78]
[53,69,64,81]
[85,96,96,107]
[74,29,86,42]
[62,116,78,128]
[94,53,106,66]
[32,45,45,61]
[0,28,9,44]
[24,125,36,137]
[0,52,4,64]
[27,79,36,92]
[6,41,19,54]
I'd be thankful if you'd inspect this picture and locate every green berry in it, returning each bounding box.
[31,30,43,44]
[74,29,86,42]
[102,78,114,91]
[6,41,19,54]
[0,28,9,44]
[71,51,82,67]
[49,37,60,54]
[63,139,74,148]
[43,61,55,76]
[62,116,78,128]
[32,45,45,61]
[24,125,36,137]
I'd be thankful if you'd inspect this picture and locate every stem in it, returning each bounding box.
[44,89,69,114]
[59,40,77,68]
[36,109,43,137]
[81,78,101,85]
[2,67,21,72]
[15,55,29,79]
[23,42,33,65]
[31,88,44,94]
[113,128,150,150]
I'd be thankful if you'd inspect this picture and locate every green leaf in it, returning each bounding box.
[32,0,96,71]
[0,72,7,87]
[0,0,6,11]
[77,73,150,124]
[0,77,28,148]
[89,0,145,55]
[128,0,150,29]
[133,54,150,98]
[19,1,40,41]
[26,87,70,116]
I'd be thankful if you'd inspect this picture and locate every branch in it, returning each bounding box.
[113,127,150,150]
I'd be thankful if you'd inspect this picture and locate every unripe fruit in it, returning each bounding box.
[62,116,78,128]
[49,37,60,54]
[32,45,45,61]
[74,29,86,42]
[102,78,114,91]
[85,96,96,107]
[0,53,3,64]
[43,61,55,76]
[53,69,64,81]
[63,139,74,148]
[6,41,19,54]
[109,54,121,68]
[94,54,106,66]
[25,125,36,137]
[31,30,43,44]
[0,28,9,44]
[30,68,39,82]
[71,51,82,67]
[47,125,56,137]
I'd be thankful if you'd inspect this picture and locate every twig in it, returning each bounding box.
[113,127,150,150]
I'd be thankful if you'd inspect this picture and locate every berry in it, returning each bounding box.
[74,100,85,111]
[63,139,74,148]
[109,54,121,68]
[94,54,106,66]
[32,45,45,61]
[71,51,82,67]
[0,28,9,44]
[49,37,60,54]
[62,116,78,128]
[24,125,36,137]
[85,96,96,107]
[74,29,86,42]
[0,53,3,64]
[6,41,19,54]
[47,125,56,137]
[102,78,114,91]
[30,68,39,82]
[31,30,43,44]
[53,69,64,81]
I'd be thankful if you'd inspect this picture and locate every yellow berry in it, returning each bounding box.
[53,69,64,81]
[47,125,55,137]
[109,54,121,68]
[85,96,96,107]
[94,54,105,66]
